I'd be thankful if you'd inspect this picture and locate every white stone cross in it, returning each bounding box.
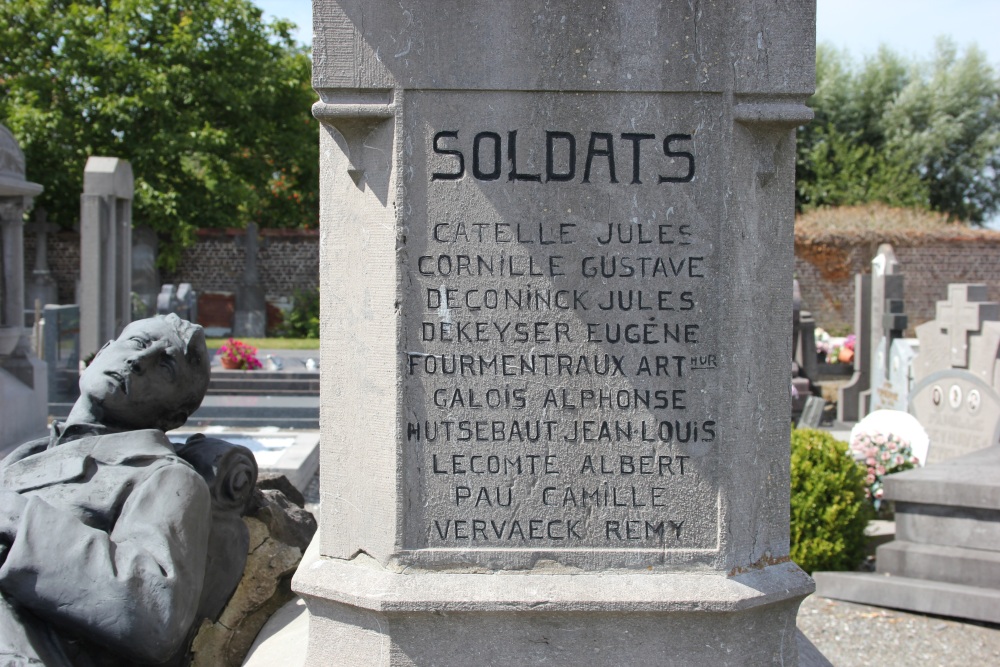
[936,284,1000,368]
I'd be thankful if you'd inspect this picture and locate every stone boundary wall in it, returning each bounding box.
[795,234,1000,335]
[27,229,320,305]
[160,229,320,298]
[28,228,1000,335]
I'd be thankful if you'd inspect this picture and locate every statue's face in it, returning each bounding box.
[80,318,204,430]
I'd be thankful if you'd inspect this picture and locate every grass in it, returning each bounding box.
[206,337,319,350]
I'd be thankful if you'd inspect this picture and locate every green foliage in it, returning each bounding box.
[790,428,871,573]
[277,288,319,339]
[0,0,318,268]
[798,40,1000,224]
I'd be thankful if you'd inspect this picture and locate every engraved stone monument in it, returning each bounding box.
[0,124,48,454]
[24,208,60,312]
[79,156,134,358]
[233,222,266,338]
[910,284,1000,463]
[296,2,816,664]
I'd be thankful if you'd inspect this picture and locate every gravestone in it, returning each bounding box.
[798,396,827,429]
[837,273,871,422]
[42,303,81,403]
[838,244,905,423]
[910,284,1000,463]
[157,283,181,316]
[870,337,919,413]
[0,123,48,454]
[132,225,160,318]
[294,2,817,665]
[233,222,266,337]
[177,283,198,323]
[791,279,817,415]
[815,445,1000,625]
[79,156,134,358]
[24,208,60,312]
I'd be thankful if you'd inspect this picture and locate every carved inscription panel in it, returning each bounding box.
[402,92,724,558]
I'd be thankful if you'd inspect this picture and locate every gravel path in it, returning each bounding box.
[798,594,1000,666]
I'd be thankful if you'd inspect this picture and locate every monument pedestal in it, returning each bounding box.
[296,547,811,666]
[302,2,817,664]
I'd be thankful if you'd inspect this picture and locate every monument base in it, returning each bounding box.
[293,542,814,667]
[0,362,47,456]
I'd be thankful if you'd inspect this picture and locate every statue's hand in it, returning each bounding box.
[0,490,27,546]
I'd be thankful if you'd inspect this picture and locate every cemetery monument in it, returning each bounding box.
[294,1,817,664]
[79,156,134,359]
[815,444,1000,625]
[910,284,1000,462]
[0,123,48,453]
[24,208,59,314]
[233,222,267,337]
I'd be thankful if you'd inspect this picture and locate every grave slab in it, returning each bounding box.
[298,1,817,664]
[814,445,1000,624]
[911,284,1000,462]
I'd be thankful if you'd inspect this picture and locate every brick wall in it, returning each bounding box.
[795,236,1000,335]
[161,229,320,297]
[28,227,1000,336]
[31,228,320,303]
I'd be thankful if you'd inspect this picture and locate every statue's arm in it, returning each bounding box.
[0,464,212,663]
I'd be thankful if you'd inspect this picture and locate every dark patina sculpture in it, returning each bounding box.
[0,314,255,666]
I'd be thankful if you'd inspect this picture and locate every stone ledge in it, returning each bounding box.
[814,571,1000,625]
[293,541,814,615]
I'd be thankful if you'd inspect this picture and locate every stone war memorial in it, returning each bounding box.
[296,1,817,664]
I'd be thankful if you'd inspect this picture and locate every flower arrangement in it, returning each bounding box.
[815,328,856,364]
[849,430,919,512]
[217,338,262,370]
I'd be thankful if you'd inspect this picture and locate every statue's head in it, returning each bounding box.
[79,314,211,432]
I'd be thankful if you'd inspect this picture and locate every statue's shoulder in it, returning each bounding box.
[0,436,51,469]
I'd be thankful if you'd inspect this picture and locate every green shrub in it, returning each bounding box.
[790,428,871,573]
[278,288,320,339]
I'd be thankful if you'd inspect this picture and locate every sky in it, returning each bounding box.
[254,0,1000,65]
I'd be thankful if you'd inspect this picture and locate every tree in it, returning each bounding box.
[0,0,318,268]
[797,40,1000,224]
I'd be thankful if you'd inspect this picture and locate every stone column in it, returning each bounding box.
[79,156,133,357]
[297,2,817,665]
[233,221,267,337]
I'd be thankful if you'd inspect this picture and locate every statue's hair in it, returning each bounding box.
[158,314,211,431]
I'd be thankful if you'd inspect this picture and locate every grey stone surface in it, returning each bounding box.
[24,208,59,311]
[876,540,1000,589]
[79,156,134,358]
[233,222,266,337]
[41,304,80,403]
[814,445,1000,626]
[814,572,1000,626]
[304,1,816,664]
[911,284,1000,462]
[0,124,47,454]
[871,337,919,413]
[0,315,256,665]
[798,396,827,428]
[132,225,160,318]
[838,274,871,422]
[858,244,904,418]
